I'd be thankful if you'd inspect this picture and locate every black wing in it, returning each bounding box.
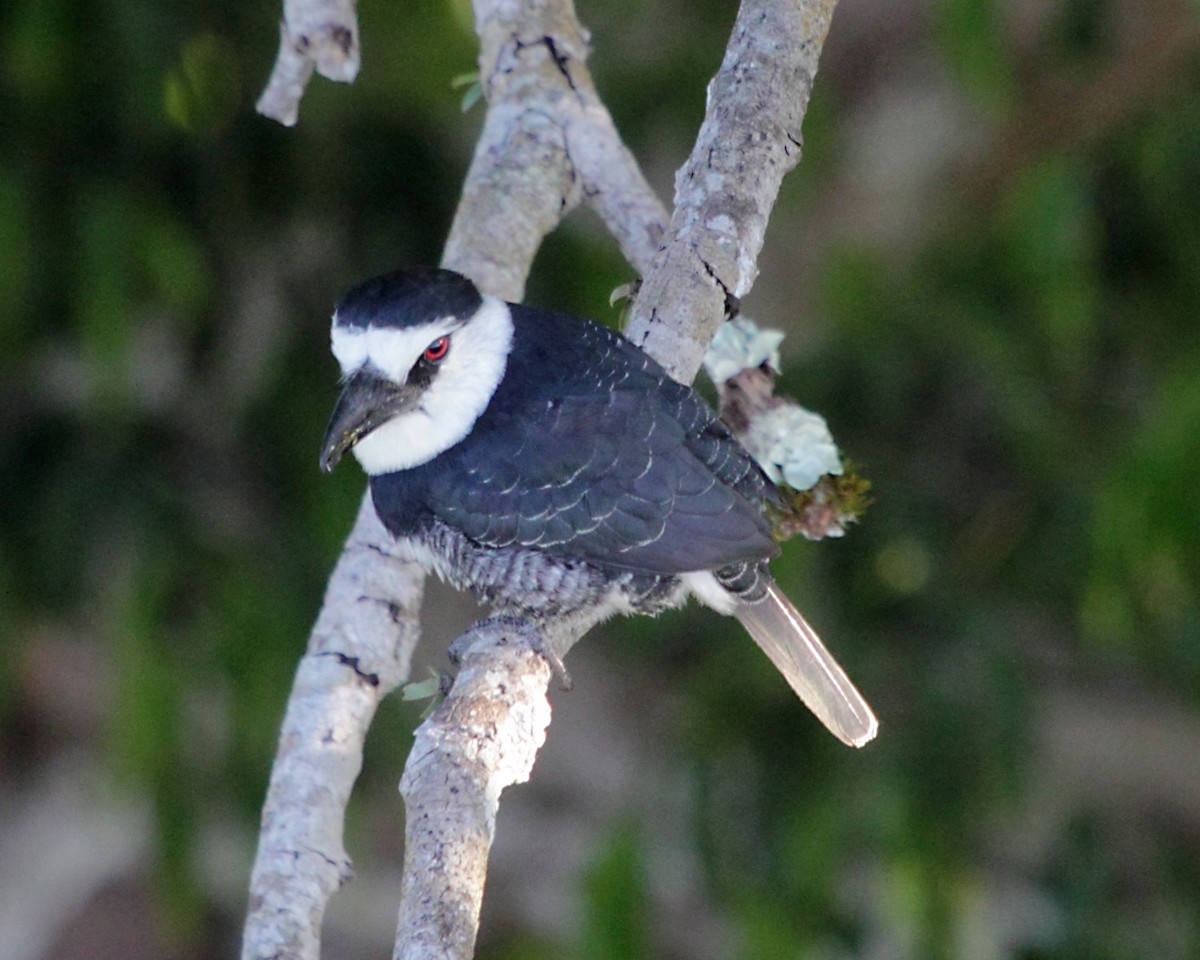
[427,312,778,575]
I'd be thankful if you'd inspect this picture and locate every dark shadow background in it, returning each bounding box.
[2,0,1199,958]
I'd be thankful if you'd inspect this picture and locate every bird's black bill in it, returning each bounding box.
[320,368,415,472]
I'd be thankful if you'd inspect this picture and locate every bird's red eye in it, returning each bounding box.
[424,336,450,363]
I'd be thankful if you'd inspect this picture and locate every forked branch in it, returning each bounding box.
[242,1,841,958]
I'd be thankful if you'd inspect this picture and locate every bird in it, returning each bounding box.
[319,267,877,747]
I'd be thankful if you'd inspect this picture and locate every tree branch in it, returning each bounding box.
[443,0,668,294]
[625,0,837,383]
[242,499,423,960]
[256,0,360,126]
[395,621,552,960]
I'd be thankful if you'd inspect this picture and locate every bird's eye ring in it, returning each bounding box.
[424,336,450,363]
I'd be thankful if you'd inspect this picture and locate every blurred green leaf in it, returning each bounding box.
[164,32,242,135]
[934,0,1014,111]
[0,168,33,355]
[579,820,650,960]
[1083,365,1200,676]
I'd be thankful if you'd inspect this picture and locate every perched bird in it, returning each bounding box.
[320,268,877,747]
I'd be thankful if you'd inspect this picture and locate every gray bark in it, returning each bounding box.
[242,500,422,960]
[256,0,360,125]
[625,0,837,383]
[394,621,552,960]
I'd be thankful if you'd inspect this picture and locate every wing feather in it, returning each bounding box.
[432,394,773,574]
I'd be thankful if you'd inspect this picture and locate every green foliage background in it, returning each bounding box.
[2,0,1198,957]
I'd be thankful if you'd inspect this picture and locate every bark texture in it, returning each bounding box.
[625,0,837,383]
[395,621,552,960]
[243,500,422,960]
[257,0,360,125]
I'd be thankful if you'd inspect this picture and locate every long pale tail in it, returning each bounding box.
[735,583,878,747]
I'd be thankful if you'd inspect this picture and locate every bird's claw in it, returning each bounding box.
[447,616,573,691]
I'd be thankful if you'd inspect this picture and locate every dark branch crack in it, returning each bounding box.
[698,255,736,316]
[325,24,354,56]
[542,36,578,92]
[510,34,579,95]
[320,650,381,687]
[358,594,405,624]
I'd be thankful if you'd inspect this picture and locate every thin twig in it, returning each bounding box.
[256,0,360,126]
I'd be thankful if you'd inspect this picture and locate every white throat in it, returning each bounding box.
[331,295,514,474]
